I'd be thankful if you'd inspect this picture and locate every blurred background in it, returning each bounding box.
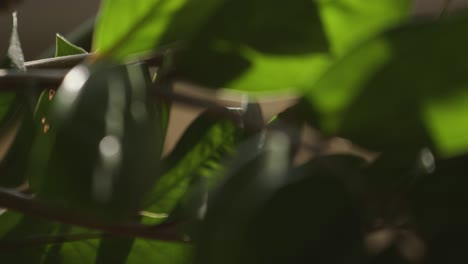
[1,0,468,60]
[1,0,468,154]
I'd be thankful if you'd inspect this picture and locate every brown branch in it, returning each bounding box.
[0,232,106,249]
[0,187,188,242]
[0,68,262,132]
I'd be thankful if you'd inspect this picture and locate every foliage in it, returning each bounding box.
[0,0,468,263]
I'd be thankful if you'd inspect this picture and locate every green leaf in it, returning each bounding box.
[55,34,87,57]
[0,12,35,188]
[93,0,410,91]
[0,211,191,263]
[173,0,411,92]
[306,13,468,157]
[143,111,242,224]
[195,131,292,264]
[30,63,163,220]
[93,0,223,60]
[237,155,366,264]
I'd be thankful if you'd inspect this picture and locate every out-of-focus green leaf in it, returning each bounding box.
[0,101,35,187]
[409,155,468,262]
[94,0,410,91]
[195,131,292,264]
[175,0,410,92]
[307,13,468,156]
[0,12,35,188]
[0,211,191,263]
[55,34,87,57]
[143,111,241,224]
[0,211,58,262]
[93,0,223,60]
[235,155,366,264]
[29,63,163,220]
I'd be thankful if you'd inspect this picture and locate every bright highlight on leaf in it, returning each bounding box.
[307,13,468,157]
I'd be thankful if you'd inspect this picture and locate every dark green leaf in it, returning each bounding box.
[307,13,468,156]
[409,155,468,263]
[143,111,242,224]
[195,131,292,264]
[0,211,191,263]
[55,34,87,57]
[238,156,366,264]
[30,63,163,220]
[0,12,34,188]
[172,0,410,91]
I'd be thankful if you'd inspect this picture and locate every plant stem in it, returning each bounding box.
[24,52,164,69]
[0,187,188,242]
[0,232,106,248]
[25,54,88,69]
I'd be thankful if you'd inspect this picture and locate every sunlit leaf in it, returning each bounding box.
[175,0,411,92]
[307,13,468,156]
[93,0,410,92]
[93,0,223,59]
[55,34,87,57]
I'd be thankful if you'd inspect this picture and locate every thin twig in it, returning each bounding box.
[25,54,88,69]
[24,52,165,70]
[0,232,107,249]
[0,187,188,242]
[0,69,67,90]
[0,68,262,132]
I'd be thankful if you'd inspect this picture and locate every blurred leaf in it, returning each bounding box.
[30,63,163,220]
[195,131,292,264]
[0,12,34,188]
[318,0,411,56]
[143,111,242,224]
[1,12,25,71]
[0,100,35,187]
[235,156,366,264]
[93,0,223,59]
[0,211,191,263]
[170,0,410,91]
[307,13,468,156]
[55,34,87,57]
[409,155,468,263]
[0,212,57,262]
[94,0,410,91]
